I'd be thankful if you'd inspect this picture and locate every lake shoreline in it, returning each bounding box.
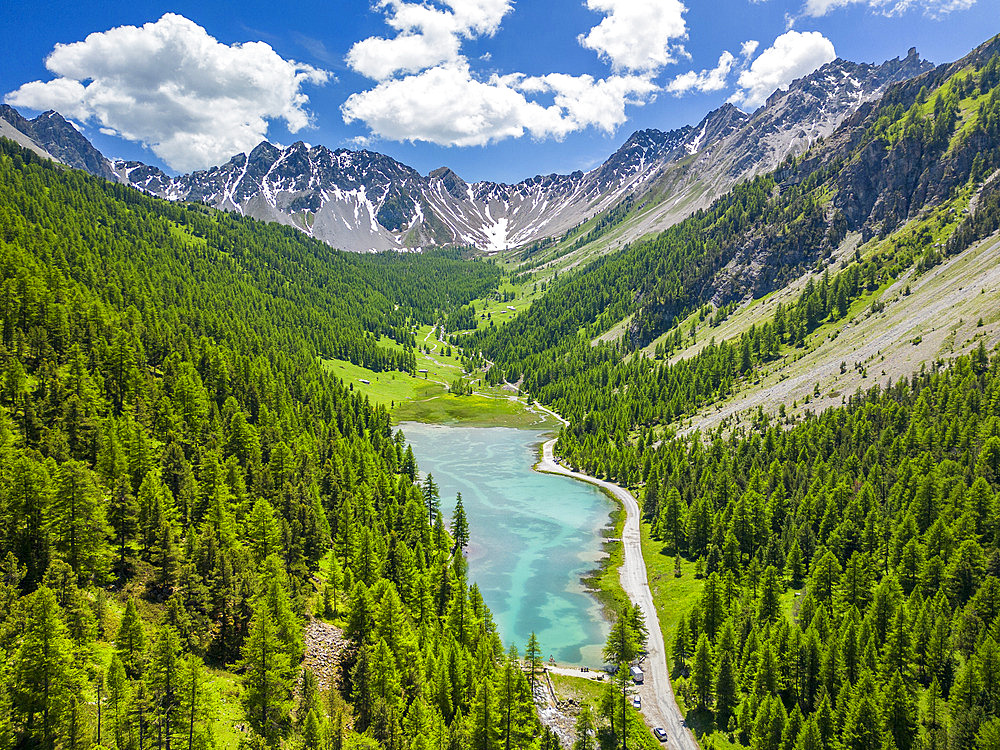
[532,450,631,628]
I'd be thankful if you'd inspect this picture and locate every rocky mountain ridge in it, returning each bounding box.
[0,48,932,253]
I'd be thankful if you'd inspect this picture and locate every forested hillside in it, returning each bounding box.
[641,347,1000,750]
[0,140,560,750]
[458,35,1000,750]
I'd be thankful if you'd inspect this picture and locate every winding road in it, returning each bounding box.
[536,439,699,750]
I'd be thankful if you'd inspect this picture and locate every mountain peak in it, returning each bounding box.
[1,105,117,181]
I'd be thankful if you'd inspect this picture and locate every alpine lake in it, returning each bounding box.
[400,422,613,666]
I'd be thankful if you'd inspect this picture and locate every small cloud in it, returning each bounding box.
[293,33,340,67]
[667,51,736,96]
[741,40,759,58]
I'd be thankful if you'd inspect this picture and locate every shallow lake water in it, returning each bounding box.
[401,422,612,665]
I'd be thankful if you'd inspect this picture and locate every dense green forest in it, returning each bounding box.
[639,346,1000,750]
[0,140,562,750]
[462,36,1000,750]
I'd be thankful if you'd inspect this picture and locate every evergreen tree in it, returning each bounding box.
[240,592,294,744]
[106,654,132,750]
[715,649,737,722]
[469,677,501,750]
[603,607,645,750]
[147,625,183,750]
[573,704,596,750]
[882,671,916,750]
[525,633,542,698]
[116,597,147,678]
[52,459,109,583]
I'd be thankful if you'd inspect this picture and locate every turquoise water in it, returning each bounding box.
[401,422,612,665]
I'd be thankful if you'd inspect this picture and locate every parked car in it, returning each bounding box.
[653,728,669,742]
[632,695,641,709]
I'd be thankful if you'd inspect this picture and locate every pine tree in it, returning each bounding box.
[843,674,883,750]
[525,633,542,698]
[882,671,916,750]
[323,554,342,619]
[672,615,691,674]
[108,475,139,580]
[757,566,782,623]
[107,653,133,750]
[52,459,109,583]
[715,649,737,722]
[603,607,645,750]
[240,590,294,744]
[701,572,724,640]
[116,597,147,678]
[246,499,282,566]
[147,626,183,750]
[573,704,595,750]
[642,468,660,521]
[469,677,501,750]
[422,474,440,522]
[794,717,823,750]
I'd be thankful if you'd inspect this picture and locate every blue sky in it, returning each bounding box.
[2,0,996,183]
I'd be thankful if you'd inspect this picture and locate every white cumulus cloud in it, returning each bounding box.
[667,51,736,95]
[803,0,975,16]
[5,13,329,172]
[729,30,836,111]
[342,62,656,147]
[741,40,760,58]
[344,0,671,147]
[345,0,512,80]
[578,0,689,72]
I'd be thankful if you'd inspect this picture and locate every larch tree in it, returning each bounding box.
[524,633,543,699]
[691,634,714,709]
[451,494,469,553]
[116,597,147,678]
[11,586,82,750]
